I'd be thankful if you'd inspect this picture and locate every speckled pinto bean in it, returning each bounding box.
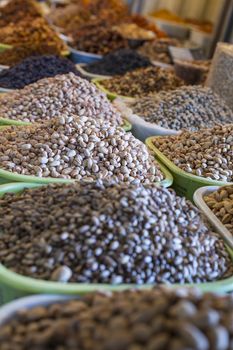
[0,115,163,182]
[0,72,123,126]
[0,181,231,284]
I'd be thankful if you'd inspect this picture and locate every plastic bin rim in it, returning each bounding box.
[68,46,103,59]
[146,136,233,187]
[76,63,111,80]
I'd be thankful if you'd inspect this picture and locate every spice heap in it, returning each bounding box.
[131,14,167,38]
[152,124,233,182]
[129,86,233,131]
[0,55,80,89]
[113,23,156,40]
[85,49,152,76]
[0,181,230,284]
[47,3,91,32]
[0,0,41,28]
[1,287,233,350]
[71,19,129,55]
[0,73,122,125]
[205,186,233,235]
[0,17,67,54]
[0,43,64,67]
[138,38,180,64]
[101,66,184,98]
[0,116,162,182]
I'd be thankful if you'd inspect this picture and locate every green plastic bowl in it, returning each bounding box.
[93,78,135,102]
[0,181,232,305]
[146,137,233,201]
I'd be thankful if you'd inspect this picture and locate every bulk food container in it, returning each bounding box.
[194,186,233,250]
[146,137,233,201]
[0,182,232,304]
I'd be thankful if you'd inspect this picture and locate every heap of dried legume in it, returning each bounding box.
[0,181,231,284]
[1,287,233,350]
[152,124,233,182]
[129,86,233,131]
[0,55,81,89]
[0,115,162,182]
[100,66,184,98]
[205,185,233,235]
[0,72,122,125]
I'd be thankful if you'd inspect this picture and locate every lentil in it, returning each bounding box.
[101,66,184,98]
[1,287,233,350]
[85,49,152,76]
[204,185,233,235]
[152,124,233,182]
[0,181,231,283]
[0,115,162,182]
[0,72,122,125]
[128,86,233,131]
[0,55,80,89]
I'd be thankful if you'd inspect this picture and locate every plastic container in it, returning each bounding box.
[93,78,135,102]
[194,186,233,250]
[146,137,233,201]
[113,98,180,141]
[0,295,74,326]
[69,47,102,64]
[0,182,233,304]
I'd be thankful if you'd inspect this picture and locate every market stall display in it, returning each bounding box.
[0,0,233,344]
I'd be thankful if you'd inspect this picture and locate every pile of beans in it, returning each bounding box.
[152,124,233,182]
[0,0,41,28]
[0,17,67,54]
[0,115,162,182]
[101,66,184,98]
[71,20,129,55]
[128,86,233,131]
[0,72,122,125]
[0,181,231,284]
[1,287,233,350]
[85,49,152,76]
[138,38,180,64]
[0,55,80,89]
[205,185,233,234]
